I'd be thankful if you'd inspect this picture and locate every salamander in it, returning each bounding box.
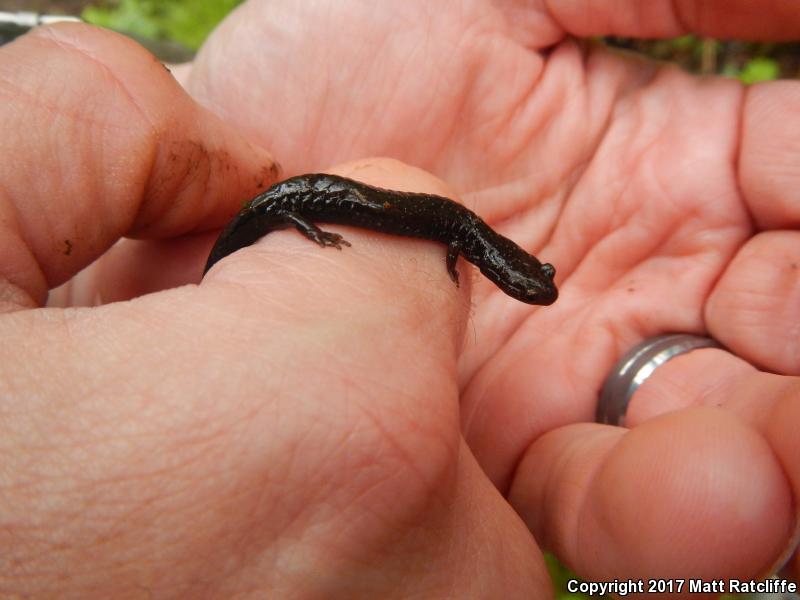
[204,173,558,305]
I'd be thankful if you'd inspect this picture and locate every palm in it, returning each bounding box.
[189,0,748,483]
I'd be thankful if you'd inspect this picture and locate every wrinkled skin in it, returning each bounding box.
[0,0,798,597]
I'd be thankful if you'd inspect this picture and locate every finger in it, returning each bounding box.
[739,81,800,230]
[0,160,529,597]
[603,347,800,579]
[48,235,213,307]
[527,0,800,41]
[0,23,279,309]
[706,231,800,375]
[764,387,800,580]
[449,442,554,597]
[624,345,800,433]
[510,408,794,583]
[624,348,778,428]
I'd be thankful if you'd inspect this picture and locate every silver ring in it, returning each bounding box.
[597,334,722,426]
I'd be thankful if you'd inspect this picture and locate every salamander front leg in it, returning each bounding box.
[283,212,352,250]
[446,241,461,287]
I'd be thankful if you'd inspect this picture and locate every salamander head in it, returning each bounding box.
[488,257,558,306]
[514,261,558,305]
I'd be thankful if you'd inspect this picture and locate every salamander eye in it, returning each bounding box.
[541,263,556,279]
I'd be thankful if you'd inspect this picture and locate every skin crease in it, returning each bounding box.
[0,2,797,599]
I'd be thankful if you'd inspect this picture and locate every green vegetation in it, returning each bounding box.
[82,0,243,50]
[736,56,781,84]
[604,35,798,83]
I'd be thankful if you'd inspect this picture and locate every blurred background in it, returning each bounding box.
[1,0,798,81]
[0,0,241,61]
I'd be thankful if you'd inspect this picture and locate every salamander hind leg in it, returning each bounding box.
[446,241,461,287]
[284,211,352,250]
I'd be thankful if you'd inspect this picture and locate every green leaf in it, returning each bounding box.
[82,0,243,50]
[162,0,243,50]
[738,57,780,84]
[83,0,163,41]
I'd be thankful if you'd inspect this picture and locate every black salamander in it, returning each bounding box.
[204,174,558,305]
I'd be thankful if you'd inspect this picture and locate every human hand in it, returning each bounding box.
[185,0,800,585]
[0,24,551,598]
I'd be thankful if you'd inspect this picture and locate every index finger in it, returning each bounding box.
[0,23,280,309]
[540,0,800,41]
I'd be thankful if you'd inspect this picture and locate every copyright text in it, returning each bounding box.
[566,578,797,596]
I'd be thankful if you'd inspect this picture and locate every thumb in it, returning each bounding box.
[0,23,279,308]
